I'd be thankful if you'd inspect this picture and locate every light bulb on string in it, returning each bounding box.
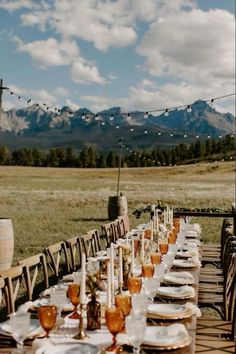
[184,133,187,138]
[130,127,134,132]
[101,121,105,126]
[116,124,119,129]
[110,114,114,121]
[81,113,86,120]
[209,98,214,108]
[196,135,199,139]
[170,132,174,137]
[18,96,21,100]
[207,135,211,139]
[144,129,148,134]
[164,108,169,117]
[144,111,148,119]
[230,134,234,138]
[158,131,162,136]
[27,99,31,104]
[219,134,222,139]
[10,91,14,95]
[186,105,192,113]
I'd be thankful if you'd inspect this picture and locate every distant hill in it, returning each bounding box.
[0,100,235,151]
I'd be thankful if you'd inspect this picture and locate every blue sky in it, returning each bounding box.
[0,0,235,115]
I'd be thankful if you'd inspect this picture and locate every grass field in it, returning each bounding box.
[0,161,235,264]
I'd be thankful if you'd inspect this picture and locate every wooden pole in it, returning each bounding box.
[116,137,123,196]
[0,79,8,132]
[0,79,3,131]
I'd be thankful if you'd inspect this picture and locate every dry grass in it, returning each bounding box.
[0,161,235,263]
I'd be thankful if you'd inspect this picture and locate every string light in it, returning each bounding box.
[144,111,148,119]
[186,105,192,113]
[158,131,162,136]
[164,108,169,117]
[116,124,119,129]
[130,127,134,132]
[81,113,86,120]
[110,114,114,121]
[144,129,148,134]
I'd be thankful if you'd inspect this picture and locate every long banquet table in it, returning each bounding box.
[0,220,202,354]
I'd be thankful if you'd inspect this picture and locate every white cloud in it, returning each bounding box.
[0,0,36,12]
[14,37,79,67]
[137,8,235,87]
[71,60,106,85]
[54,86,70,97]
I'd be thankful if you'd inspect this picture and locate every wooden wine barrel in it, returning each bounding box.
[0,218,14,271]
[108,195,128,220]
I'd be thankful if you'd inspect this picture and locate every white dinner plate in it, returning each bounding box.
[0,318,42,338]
[142,324,191,349]
[35,342,100,354]
[147,303,193,320]
[30,297,73,313]
[173,259,199,268]
[156,285,195,299]
[163,271,194,285]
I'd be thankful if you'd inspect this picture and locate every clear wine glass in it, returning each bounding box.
[131,293,149,316]
[10,311,31,353]
[50,287,67,324]
[142,277,160,303]
[125,314,146,354]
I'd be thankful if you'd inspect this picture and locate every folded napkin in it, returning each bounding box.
[143,323,189,347]
[18,301,34,313]
[185,302,202,317]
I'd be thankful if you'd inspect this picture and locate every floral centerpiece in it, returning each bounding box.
[86,273,103,330]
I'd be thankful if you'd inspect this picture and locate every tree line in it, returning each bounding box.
[0,135,234,168]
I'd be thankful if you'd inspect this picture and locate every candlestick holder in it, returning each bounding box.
[73,304,88,340]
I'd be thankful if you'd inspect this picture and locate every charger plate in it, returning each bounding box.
[163,271,195,285]
[142,324,192,350]
[147,303,193,320]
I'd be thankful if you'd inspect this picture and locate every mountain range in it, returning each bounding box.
[0,100,235,151]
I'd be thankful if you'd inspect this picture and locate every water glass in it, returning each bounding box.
[142,277,160,303]
[125,314,146,354]
[131,293,149,316]
[10,311,30,353]
[50,287,67,322]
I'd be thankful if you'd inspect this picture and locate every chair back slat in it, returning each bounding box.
[18,253,49,300]
[66,236,82,272]
[44,242,70,285]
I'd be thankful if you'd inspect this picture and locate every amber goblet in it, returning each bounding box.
[105,307,124,353]
[115,294,132,317]
[38,305,57,337]
[127,276,142,295]
[150,252,162,265]
[159,243,169,255]
[141,263,154,278]
[67,283,80,319]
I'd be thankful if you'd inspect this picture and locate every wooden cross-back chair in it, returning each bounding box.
[44,241,70,285]
[18,253,49,301]
[65,235,82,272]
[101,222,116,247]
[0,265,27,314]
[118,215,130,236]
[0,276,9,322]
[198,251,236,320]
[79,230,100,260]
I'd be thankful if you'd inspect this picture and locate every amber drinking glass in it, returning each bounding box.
[150,252,162,265]
[127,276,142,295]
[159,243,169,255]
[67,283,80,319]
[115,294,132,317]
[105,307,124,353]
[38,305,57,337]
[141,263,154,278]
